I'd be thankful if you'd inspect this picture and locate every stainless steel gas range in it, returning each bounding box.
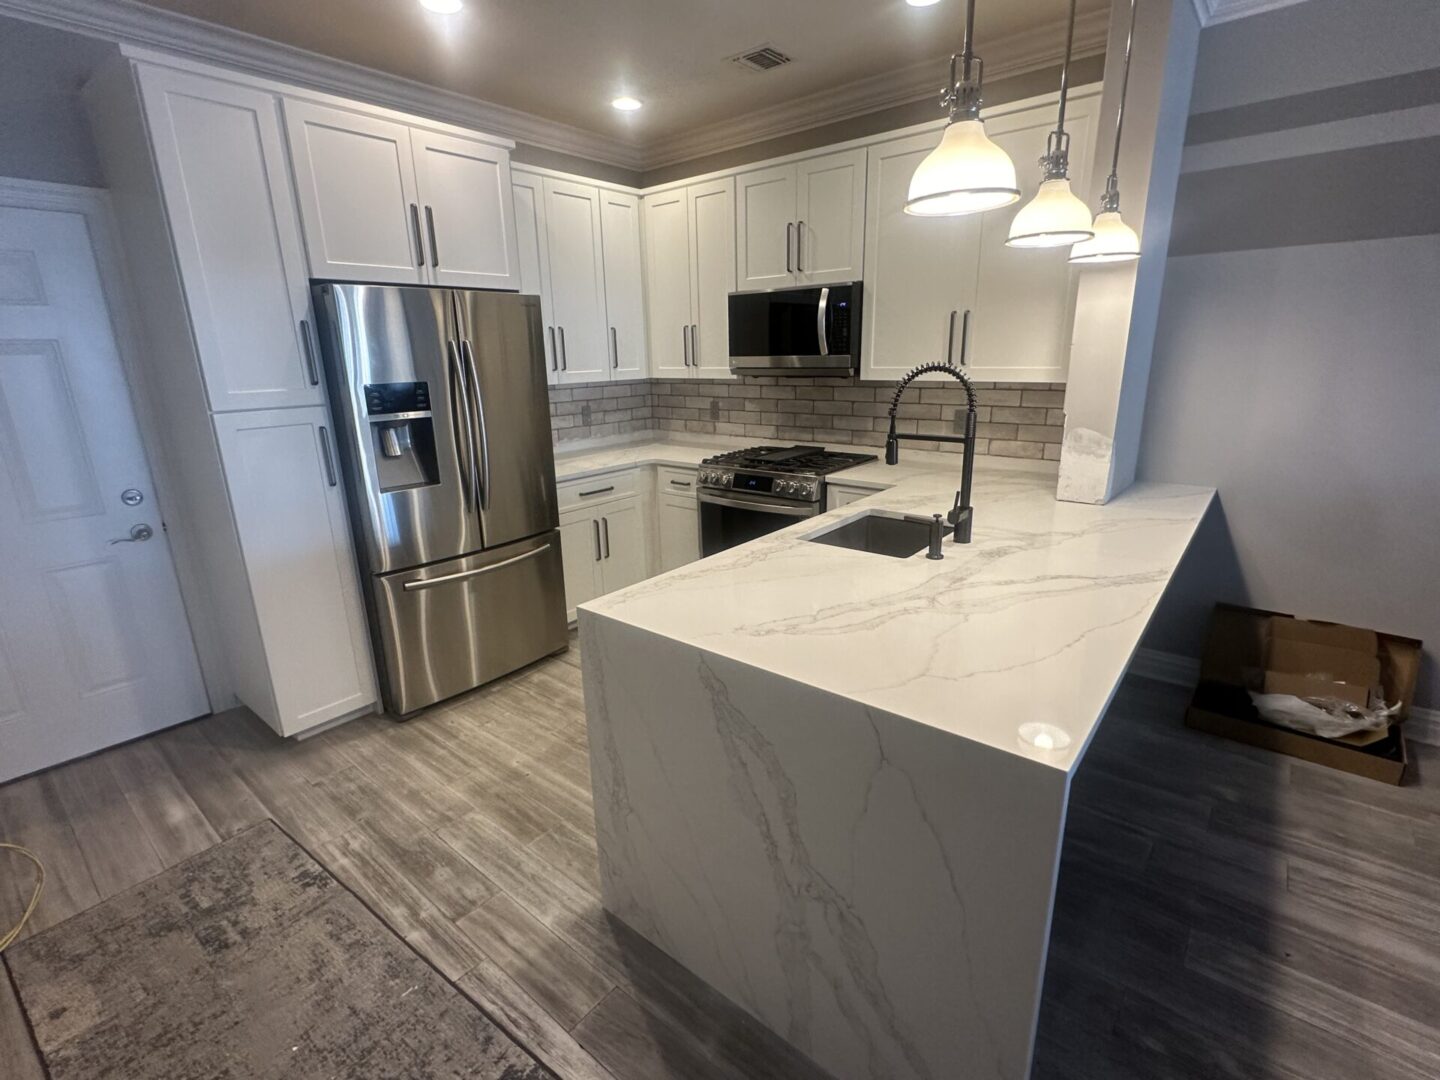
[697,445,877,556]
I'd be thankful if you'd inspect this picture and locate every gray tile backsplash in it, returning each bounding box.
[550,377,1066,461]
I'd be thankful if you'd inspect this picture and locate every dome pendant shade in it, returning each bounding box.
[1068,210,1141,263]
[905,120,1021,217]
[1005,178,1095,248]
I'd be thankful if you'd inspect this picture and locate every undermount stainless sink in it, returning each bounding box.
[805,509,950,559]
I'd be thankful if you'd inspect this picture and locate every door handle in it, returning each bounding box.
[547,326,557,372]
[959,308,972,367]
[682,326,690,367]
[669,479,692,488]
[690,324,699,367]
[401,544,551,591]
[592,518,602,561]
[300,319,320,385]
[946,309,958,367]
[601,516,610,559]
[424,205,439,268]
[448,340,476,512]
[558,326,567,371]
[578,485,615,498]
[610,326,619,369]
[816,287,830,357]
[318,425,338,487]
[796,220,804,272]
[108,523,154,545]
[786,222,794,273]
[409,203,425,267]
[462,339,490,511]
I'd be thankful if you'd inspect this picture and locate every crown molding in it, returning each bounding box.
[641,8,1110,171]
[1191,0,1316,27]
[0,0,649,170]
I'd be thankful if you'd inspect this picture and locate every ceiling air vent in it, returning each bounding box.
[730,45,793,73]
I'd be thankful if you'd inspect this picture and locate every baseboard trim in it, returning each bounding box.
[1128,647,1439,747]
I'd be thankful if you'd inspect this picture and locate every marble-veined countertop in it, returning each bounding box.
[556,435,1214,773]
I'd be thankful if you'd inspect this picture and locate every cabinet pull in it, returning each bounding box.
[409,203,425,266]
[682,326,690,367]
[690,324,699,368]
[318,425,338,487]
[669,479,692,488]
[300,318,320,385]
[796,220,805,272]
[558,326,567,371]
[601,516,610,559]
[579,485,614,498]
[786,222,794,273]
[592,518,602,561]
[424,205,439,268]
[547,326,557,372]
[946,309,957,367]
[610,326,619,369]
[959,308,972,367]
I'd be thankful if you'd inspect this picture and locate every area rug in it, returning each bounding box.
[3,820,554,1079]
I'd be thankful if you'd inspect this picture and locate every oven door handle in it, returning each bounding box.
[698,489,819,517]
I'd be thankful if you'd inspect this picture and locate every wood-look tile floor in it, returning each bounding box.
[3,639,1438,1080]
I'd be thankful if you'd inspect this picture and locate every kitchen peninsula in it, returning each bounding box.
[574,439,1213,1080]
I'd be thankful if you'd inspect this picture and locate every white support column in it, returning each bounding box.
[1057,0,1202,503]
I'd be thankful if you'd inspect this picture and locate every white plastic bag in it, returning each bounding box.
[1248,691,1400,740]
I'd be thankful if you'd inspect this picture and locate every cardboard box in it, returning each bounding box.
[1184,604,1422,785]
[1262,618,1380,709]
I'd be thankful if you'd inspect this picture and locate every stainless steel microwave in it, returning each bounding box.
[727,282,862,377]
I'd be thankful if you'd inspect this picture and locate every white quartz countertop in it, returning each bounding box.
[560,436,1214,773]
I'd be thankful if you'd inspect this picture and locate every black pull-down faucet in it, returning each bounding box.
[884,363,977,544]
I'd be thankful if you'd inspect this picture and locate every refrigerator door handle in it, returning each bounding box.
[401,543,551,591]
[447,339,477,513]
[461,338,490,511]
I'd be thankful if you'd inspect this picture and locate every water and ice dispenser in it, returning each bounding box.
[364,381,438,492]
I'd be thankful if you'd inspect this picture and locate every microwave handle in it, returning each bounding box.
[816,286,830,357]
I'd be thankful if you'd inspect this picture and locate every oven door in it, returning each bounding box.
[698,488,820,556]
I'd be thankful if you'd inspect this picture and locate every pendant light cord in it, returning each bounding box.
[1055,0,1077,136]
[1104,0,1139,205]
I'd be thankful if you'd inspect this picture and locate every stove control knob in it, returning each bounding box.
[722,472,733,485]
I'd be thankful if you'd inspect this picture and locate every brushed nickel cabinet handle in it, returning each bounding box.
[547,326,557,371]
[409,203,425,266]
[424,205,439,268]
[786,222,794,273]
[601,516,610,559]
[959,308,972,367]
[300,319,320,385]
[611,326,619,369]
[592,518,601,561]
[579,485,615,498]
[946,309,957,367]
[796,220,804,272]
[318,425,338,487]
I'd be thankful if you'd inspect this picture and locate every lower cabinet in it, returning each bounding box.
[656,466,700,573]
[557,485,649,619]
[212,407,375,735]
[825,482,875,512]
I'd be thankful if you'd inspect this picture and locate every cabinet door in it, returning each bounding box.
[558,509,601,619]
[413,130,519,290]
[735,164,796,291]
[510,168,559,384]
[688,177,737,379]
[140,67,321,411]
[657,492,700,573]
[861,133,982,381]
[643,189,693,378]
[825,483,872,512]
[598,501,647,594]
[599,190,647,379]
[795,148,867,285]
[283,99,425,284]
[543,178,610,383]
[969,98,1098,383]
[213,408,374,735]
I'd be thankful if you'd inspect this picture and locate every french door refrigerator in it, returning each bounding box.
[313,283,567,717]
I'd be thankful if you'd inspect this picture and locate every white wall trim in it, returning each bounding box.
[1191,0,1317,28]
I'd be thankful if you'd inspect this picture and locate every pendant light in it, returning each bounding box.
[1070,0,1142,264]
[1006,0,1094,247]
[905,0,1020,217]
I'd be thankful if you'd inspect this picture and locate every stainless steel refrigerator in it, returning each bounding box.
[313,283,567,717]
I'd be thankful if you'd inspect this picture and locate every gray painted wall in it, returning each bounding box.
[0,17,113,186]
[1138,0,1440,705]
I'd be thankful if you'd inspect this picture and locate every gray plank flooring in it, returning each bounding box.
[2,638,1437,1079]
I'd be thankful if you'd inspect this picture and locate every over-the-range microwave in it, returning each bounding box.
[727,281,862,377]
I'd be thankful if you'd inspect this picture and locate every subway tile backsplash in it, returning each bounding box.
[550,377,1066,461]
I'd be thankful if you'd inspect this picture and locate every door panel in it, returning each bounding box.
[599,190,647,379]
[598,501,646,594]
[643,190,692,377]
[688,178,736,378]
[862,133,982,381]
[558,510,600,619]
[543,178,609,383]
[283,99,425,284]
[510,169,558,383]
[0,204,207,782]
[454,290,559,549]
[736,165,796,290]
[414,131,519,290]
[141,67,319,410]
[657,492,699,573]
[796,149,867,285]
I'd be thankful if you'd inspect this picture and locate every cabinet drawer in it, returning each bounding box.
[556,468,638,511]
[656,465,698,497]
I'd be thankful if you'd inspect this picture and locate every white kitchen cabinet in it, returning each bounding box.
[555,473,649,619]
[212,407,375,735]
[657,489,700,572]
[411,129,520,289]
[543,177,610,383]
[284,99,518,289]
[736,149,866,291]
[510,168,558,383]
[825,482,876,512]
[599,190,647,379]
[558,511,602,619]
[597,501,646,592]
[642,177,735,379]
[643,188,693,377]
[139,66,322,411]
[861,130,984,382]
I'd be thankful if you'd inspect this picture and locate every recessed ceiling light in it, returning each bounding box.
[611,96,643,112]
[419,0,463,13]
[906,0,943,7]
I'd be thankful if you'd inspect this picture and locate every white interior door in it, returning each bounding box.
[0,200,208,782]
[413,130,519,290]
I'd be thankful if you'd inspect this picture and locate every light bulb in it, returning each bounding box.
[1006,178,1095,248]
[611,97,643,112]
[419,0,463,12]
[905,119,1020,217]
[1068,210,1141,264]
[906,0,943,6]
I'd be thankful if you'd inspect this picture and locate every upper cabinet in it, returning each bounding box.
[542,177,610,383]
[139,66,323,411]
[736,148,866,291]
[643,178,736,379]
[509,168,558,379]
[284,99,519,290]
[598,190,646,379]
[642,187,692,379]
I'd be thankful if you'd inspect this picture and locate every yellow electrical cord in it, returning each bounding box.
[0,843,44,953]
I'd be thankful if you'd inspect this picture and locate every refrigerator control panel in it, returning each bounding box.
[365,381,431,416]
